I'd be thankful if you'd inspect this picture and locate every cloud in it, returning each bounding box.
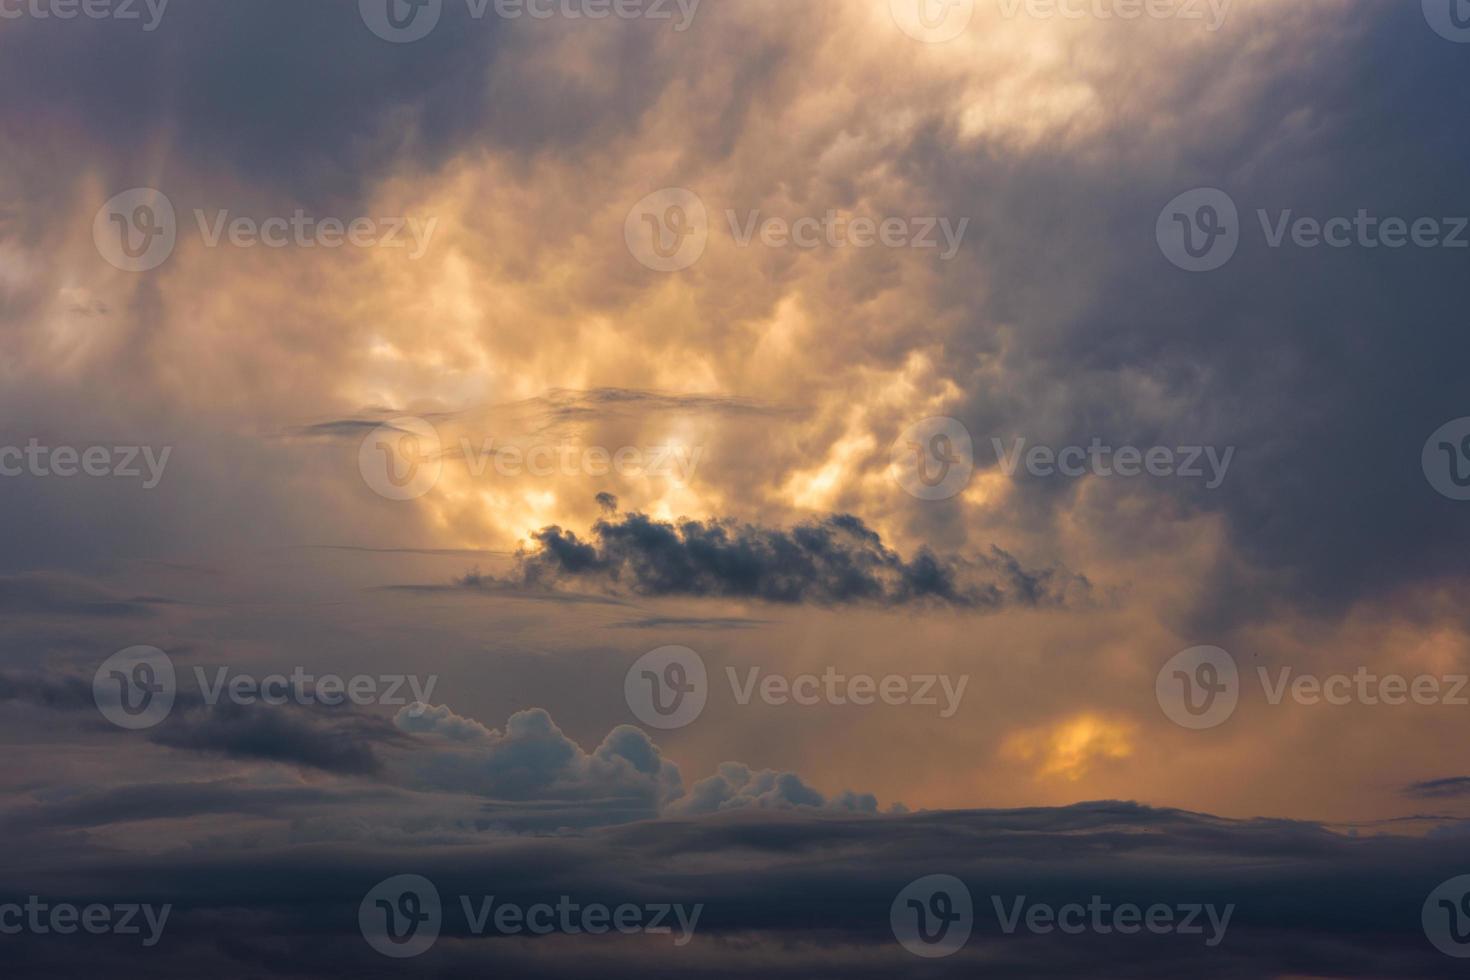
[0,801,1463,978]
[669,762,880,816]
[149,700,406,775]
[392,703,889,823]
[1404,776,1470,799]
[504,507,1087,609]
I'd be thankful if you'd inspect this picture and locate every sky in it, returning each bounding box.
[2,0,1470,976]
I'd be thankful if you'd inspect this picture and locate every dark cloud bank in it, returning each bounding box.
[0,802,1464,978]
[497,504,1087,609]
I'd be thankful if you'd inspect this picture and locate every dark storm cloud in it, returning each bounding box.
[0,803,1463,978]
[1404,776,1470,799]
[913,4,1470,620]
[503,508,1086,609]
[0,779,371,832]
[147,699,406,775]
[0,0,685,206]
